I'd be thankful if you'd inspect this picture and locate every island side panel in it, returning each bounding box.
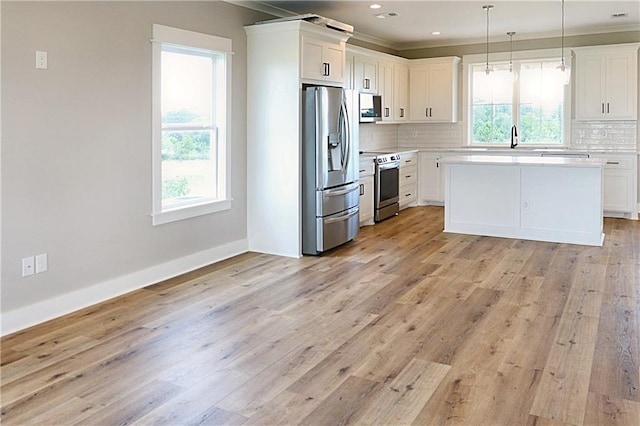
[443,160,604,247]
[520,166,604,246]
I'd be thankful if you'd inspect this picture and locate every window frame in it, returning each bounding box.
[462,48,572,148]
[151,24,233,226]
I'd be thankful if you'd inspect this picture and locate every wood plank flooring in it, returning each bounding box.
[1,206,639,425]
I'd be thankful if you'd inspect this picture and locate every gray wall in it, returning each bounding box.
[1,2,271,314]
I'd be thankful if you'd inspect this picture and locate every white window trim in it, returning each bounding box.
[462,47,572,147]
[151,24,233,226]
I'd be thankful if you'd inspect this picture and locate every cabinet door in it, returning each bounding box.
[603,169,634,212]
[575,55,606,120]
[394,64,409,121]
[354,56,377,93]
[409,67,429,121]
[345,55,354,90]
[379,61,394,121]
[359,175,374,225]
[428,62,454,121]
[324,42,345,84]
[418,153,443,202]
[302,37,344,84]
[301,38,327,81]
[606,52,637,119]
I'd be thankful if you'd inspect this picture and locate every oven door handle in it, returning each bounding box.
[378,162,400,170]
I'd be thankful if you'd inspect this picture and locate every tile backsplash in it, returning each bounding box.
[359,122,465,152]
[397,122,464,148]
[359,120,638,152]
[570,120,637,150]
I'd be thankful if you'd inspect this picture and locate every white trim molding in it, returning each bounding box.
[1,239,249,336]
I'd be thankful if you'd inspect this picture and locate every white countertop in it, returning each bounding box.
[441,155,607,168]
[395,146,638,155]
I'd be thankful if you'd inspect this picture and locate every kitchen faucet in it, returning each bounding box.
[510,125,519,149]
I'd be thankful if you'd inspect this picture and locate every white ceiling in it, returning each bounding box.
[247,1,640,49]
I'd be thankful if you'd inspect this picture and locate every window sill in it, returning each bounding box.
[152,198,232,226]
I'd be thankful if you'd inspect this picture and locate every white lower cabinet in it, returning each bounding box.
[359,157,375,226]
[590,154,638,219]
[418,152,444,204]
[399,152,418,209]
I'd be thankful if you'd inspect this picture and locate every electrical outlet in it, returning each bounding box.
[36,253,48,274]
[22,257,35,277]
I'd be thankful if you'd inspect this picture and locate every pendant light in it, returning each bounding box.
[557,0,571,84]
[483,5,494,75]
[507,31,518,81]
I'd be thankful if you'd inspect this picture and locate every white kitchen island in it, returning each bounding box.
[441,155,606,246]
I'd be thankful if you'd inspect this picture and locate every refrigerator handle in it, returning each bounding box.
[340,95,351,174]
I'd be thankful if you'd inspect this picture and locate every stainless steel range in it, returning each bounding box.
[373,152,401,222]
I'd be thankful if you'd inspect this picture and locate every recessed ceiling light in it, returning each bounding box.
[611,12,628,18]
[375,13,386,19]
[370,4,382,9]
[432,31,441,35]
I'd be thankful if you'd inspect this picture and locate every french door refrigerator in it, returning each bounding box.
[302,86,360,255]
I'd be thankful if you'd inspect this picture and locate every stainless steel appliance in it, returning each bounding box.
[302,86,360,255]
[359,93,382,122]
[374,153,400,222]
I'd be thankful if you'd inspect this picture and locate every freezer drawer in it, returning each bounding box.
[315,206,360,253]
[316,183,360,217]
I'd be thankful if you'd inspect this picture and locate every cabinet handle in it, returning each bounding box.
[425,107,429,117]
[385,107,390,117]
[405,193,412,197]
[607,103,610,114]
[323,62,330,76]
[364,78,370,89]
[601,103,605,114]
[360,184,364,196]
[429,107,433,117]
[436,162,439,168]
[405,175,412,178]
[405,159,412,163]
[606,161,619,165]
[400,108,404,118]
[359,169,366,172]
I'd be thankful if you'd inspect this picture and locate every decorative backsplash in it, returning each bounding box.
[570,120,637,150]
[397,122,464,148]
[359,120,638,151]
[358,123,399,151]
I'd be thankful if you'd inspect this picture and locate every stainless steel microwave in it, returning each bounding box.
[359,93,382,122]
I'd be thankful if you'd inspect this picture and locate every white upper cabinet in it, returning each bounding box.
[393,63,409,121]
[353,55,378,93]
[409,57,460,122]
[574,44,638,121]
[301,35,346,85]
[378,60,394,121]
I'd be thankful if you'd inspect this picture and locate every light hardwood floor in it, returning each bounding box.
[1,206,639,425]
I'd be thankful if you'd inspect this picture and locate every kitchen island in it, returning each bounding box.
[441,155,606,246]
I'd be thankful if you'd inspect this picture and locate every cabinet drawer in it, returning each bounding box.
[400,183,417,209]
[359,159,375,177]
[400,165,417,186]
[602,157,634,169]
[400,153,417,167]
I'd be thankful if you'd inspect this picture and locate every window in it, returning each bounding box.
[468,54,568,146]
[152,25,232,225]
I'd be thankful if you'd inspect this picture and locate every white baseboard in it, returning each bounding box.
[1,239,249,337]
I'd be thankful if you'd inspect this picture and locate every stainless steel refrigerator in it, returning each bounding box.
[302,86,360,255]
